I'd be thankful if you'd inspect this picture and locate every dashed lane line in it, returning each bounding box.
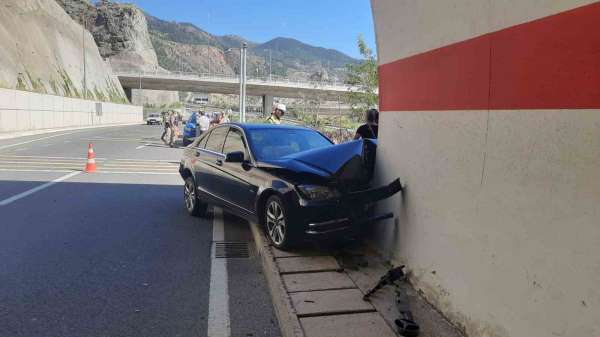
[207,207,231,337]
[0,131,80,150]
[0,171,81,206]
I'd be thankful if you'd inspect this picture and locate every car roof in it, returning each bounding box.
[226,123,314,132]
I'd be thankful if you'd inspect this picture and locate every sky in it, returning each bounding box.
[113,0,376,59]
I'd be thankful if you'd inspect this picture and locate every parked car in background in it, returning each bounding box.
[182,112,198,146]
[179,123,402,249]
[146,113,161,125]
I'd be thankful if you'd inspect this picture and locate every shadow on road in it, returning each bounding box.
[0,180,212,337]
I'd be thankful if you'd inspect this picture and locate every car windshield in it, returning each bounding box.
[247,128,332,161]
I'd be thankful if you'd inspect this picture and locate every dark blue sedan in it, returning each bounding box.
[178,123,402,249]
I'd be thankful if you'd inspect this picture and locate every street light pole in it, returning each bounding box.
[238,42,247,123]
[81,13,87,100]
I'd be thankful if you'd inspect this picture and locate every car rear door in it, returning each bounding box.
[193,126,227,204]
[219,127,258,214]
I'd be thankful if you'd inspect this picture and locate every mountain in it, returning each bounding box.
[146,15,219,47]
[256,37,357,69]
[145,15,358,80]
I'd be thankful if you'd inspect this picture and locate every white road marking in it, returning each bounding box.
[0,169,73,173]
[0,155,103,160]
[13,147,29,152]
[111,158,178,163]
[0,171,81,206]
[102,163,177,168]
[0,161,84,165]
[135,145,147,150]
[207,207,231,337]
[92,171,180,175]
[0,169,178,175]
[0,132,79,150]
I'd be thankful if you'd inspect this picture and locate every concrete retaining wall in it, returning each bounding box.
[371,1,600,337]
[0,88,142,134]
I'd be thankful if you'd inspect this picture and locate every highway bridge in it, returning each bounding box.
[116,71,356,112]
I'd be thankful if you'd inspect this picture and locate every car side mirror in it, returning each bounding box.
[225,151,244,163]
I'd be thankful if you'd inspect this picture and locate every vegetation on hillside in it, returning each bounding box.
[344,35,379,119]
[12,68,128,104]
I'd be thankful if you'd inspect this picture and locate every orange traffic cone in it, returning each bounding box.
[85,143,97,173]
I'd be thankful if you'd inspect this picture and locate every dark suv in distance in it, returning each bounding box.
[179,123,401,249]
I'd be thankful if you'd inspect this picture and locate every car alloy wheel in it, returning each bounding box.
[184,177,207,217]
[266,199,286,246]
[184,179,196,212]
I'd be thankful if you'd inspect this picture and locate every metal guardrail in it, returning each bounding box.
[114,71,356,92]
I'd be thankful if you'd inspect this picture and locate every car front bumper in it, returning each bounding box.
[289,179,403,236]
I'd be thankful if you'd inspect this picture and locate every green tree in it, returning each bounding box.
[344,34,378,120]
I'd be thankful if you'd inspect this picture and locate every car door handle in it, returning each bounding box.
[215,158,223,166]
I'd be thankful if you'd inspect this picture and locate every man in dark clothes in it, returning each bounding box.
[354,108,379,139]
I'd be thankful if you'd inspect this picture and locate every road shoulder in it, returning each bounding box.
[250,223,466,337]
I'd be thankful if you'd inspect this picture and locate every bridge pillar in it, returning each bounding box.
[262,95,273,117]
[123,87,133,103]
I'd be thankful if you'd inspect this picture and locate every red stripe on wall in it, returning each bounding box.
[379,2,600,111]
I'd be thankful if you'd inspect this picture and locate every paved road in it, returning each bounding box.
[0,125,280,337]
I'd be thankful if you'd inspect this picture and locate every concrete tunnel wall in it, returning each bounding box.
[0,88,143,134]
[370,1,600,337]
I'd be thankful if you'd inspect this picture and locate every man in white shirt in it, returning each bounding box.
[196,111,211,138]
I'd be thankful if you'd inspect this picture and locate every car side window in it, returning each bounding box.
[194,131,210,148]
[222,128,247,157]
[204,126,228,153]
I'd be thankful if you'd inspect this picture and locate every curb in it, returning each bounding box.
[0,122,143,140]
[249,222,306,337]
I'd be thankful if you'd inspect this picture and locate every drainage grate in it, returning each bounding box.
[213,241,251,259]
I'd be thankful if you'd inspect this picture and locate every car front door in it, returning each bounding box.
[219,127,258,215]
[193,126,227,205]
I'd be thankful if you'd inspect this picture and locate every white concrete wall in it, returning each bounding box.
[0,88,142,134]
[374,110,600,337]
[371,1,600,337]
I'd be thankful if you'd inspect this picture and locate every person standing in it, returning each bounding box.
[354,108,379,140]
[161,110,177,147]
[266,103,286,124]
[197,111,211,138]
[219,112,230,124]
[161,110,172,144]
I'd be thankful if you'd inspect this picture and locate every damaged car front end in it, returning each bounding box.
[257,137,402,239]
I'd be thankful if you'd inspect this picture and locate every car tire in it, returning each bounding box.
[263,195,299,250]
[184,177,207,217]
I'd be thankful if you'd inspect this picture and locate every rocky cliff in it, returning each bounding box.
[0,0,126,102]
[56,0,178,105]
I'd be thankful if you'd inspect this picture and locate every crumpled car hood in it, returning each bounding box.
[257,139,377,185]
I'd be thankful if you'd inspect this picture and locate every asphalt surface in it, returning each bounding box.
[0,125,280,337]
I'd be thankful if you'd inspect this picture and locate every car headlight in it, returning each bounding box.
[296,185,339,201]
